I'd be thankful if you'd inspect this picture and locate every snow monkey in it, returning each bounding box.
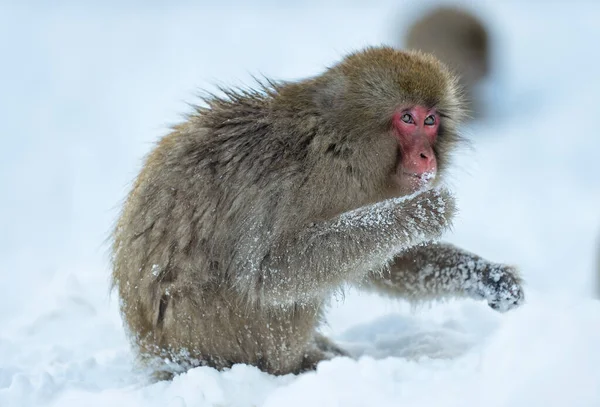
[403,6,491,119]
[111,46,524,378]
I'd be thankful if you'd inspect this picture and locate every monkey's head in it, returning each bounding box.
[303,46,464,197]
[404,6,490,91]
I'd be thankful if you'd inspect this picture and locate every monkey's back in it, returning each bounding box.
[111,116,326,375]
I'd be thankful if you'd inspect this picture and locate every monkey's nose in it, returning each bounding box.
[406,148,437,176]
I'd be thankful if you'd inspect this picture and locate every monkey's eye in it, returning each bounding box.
[401,113,414,124]
[424,115,436,125]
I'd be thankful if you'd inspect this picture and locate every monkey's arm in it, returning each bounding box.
[363,242,524,311]
[243,189,455,305]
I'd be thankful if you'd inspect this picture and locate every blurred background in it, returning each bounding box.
[1,0,599,405]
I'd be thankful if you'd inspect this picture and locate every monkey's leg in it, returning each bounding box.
[365,242,524,312]
[248,189,455,305]
[313,332,349,357]
[300,332,350,372]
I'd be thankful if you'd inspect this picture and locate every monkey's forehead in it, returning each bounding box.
[335,46,461,110]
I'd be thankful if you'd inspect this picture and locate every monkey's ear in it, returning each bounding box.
[313,74,347,111]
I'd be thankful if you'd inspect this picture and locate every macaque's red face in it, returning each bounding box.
[392,106,439,193]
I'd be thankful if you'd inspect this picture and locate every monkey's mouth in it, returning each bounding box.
[402,171,436,182]
[393,169,436,193]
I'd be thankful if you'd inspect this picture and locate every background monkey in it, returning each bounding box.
[111,46,524,378]
[402,6,491,119]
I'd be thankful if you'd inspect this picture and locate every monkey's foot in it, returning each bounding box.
[313,333,350,358]
[300,334,349,372]
[299,349,328,373]
[475,264,525,312]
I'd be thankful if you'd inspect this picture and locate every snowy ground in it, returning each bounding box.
[1,1,600,406]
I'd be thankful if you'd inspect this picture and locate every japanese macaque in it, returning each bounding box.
[403,6,491,119]
[111,46,524,378]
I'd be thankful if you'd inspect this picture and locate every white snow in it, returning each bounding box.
[1,1,599,406]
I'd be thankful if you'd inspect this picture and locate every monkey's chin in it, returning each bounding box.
[393,171,436,195]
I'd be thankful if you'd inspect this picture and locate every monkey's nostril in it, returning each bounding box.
[420,153,428,159]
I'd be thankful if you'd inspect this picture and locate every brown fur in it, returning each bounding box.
[404,6,490,118]
[111,46,523,378]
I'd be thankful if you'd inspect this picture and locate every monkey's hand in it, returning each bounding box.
[398,187,457,243]
[475,264,525,312]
